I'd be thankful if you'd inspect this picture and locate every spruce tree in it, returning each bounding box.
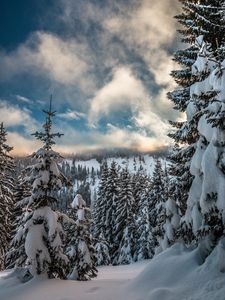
[114,167,135,265]
[168,1,225,262]
[135,196,155,261]
[92,161,111,265]
[104,161,120,258]
[15,101,69,278]
[184,36,225,257]
[163,176,181,249]
[168,0,225,245]
[94,234,111,266]
[93,161,108,237]
[67,194,97,280]
[6,170,31,269]
[0,123,14,270]
[150,159,167,254]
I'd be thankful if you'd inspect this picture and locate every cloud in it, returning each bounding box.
[0,32,96,92]
[88,66,170,143]
[0,100,38,132]
[7,132,41,156]
[58,109,86,121]
[103,0,179,116]
[55,124,168,154]
[15,95,33,104]
[88,66,147,125]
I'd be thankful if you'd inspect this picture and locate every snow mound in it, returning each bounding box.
[125,243,225,300]
[1,245,225,300]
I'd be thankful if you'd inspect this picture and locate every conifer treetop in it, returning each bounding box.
[32,96,63,151]
[0,122,13,155]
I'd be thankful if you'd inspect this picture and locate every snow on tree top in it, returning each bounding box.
[71,194,86,209]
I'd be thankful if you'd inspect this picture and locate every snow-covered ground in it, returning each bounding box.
[1,243,225,300]
[0,260,147,300]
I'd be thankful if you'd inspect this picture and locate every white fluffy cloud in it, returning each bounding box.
[0,100,38,132]
[88,67,147,125]
[7,132,41,156]
[55,124,168,154]
[104,0,178,85]
[58,109,86,120]
[0,32,96,92]
[88,66,170,144]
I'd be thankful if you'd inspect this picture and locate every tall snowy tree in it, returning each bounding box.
[67,194,97,280]
[168,0,225,245]
[14,101,69,278]
[104,161,120,258]
[114,167,135,265]
[184,37,225,260]
[94,234,111,266]
[92,161,108,239]
[168,0,225,265]
[134,187,155,261]
[150,159,167,254]
[0,123,14,270]
[162,176,181,249]
[6,170,31,269]
[92,161,111,265]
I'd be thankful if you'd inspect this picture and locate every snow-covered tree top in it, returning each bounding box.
[71,194,86,209]
[0,122,13,156]
[25,98,69,208]
[32,97,63,151]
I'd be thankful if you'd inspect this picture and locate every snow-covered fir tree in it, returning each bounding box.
[67,194,97,280]
[150,159,167,254]
[184,39,225,259]
[92,161,109,240]
[104,161,120,258]
[131,167,149,216]
[134,188,155,261]
[168,0,225,264]
[0,123,15,270]
[14,101,69,278]
[114,167,135,265]
[6,170,31,269]
[168,0,225,245]
[94,234,111,266]
[163,175,181,249]
[92,161,111,265]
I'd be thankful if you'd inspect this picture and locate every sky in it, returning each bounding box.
[0,0,181,156]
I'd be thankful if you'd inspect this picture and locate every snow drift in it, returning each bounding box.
[126,243,225,300]
[1,243,225,300]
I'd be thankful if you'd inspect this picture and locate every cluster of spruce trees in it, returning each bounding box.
[0,104,97,281]
[92,159,171,265]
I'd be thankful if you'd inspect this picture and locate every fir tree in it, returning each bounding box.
[168,0,225,246]
[105,161,120,258]
[150,159,167,254]
[15,100,69,278]
[0,123,14,270]
[135,196,155,261]
[6,170,31,269]
[94,234,111,266]
[92,161,109,239]
[163,176,181,249]
[67,194,97,280]
[114,167,135,265]
[168,1,225,264]
[184,35,225,257]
